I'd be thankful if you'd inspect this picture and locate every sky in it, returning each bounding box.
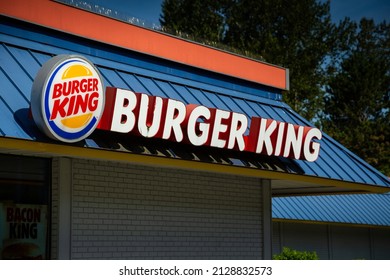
[330,0,390,23]
[81,0,389,25]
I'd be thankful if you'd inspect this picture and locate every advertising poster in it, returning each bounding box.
[0,203,47,259]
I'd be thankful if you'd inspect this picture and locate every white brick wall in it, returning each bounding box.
[50,158,59,259]
[59,158,266,259]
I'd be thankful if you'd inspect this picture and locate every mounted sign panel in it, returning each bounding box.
[31,55,105,143]
[98,88,322,162]
[31,55,322,162]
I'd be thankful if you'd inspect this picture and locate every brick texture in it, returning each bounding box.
[68,158,265,259]
[50,158,59,259]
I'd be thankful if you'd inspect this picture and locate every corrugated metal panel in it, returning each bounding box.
[272,222,390,259]
[272,193,390,226]
[371,228,390,259]
[0,21,389,191]
[281,223,330,259]
[331,226,371,259]
[272,222,282,255]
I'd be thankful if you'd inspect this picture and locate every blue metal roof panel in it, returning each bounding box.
[0,22,389,190]
[273,194,390,226]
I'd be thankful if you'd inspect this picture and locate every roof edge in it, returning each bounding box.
[0,0,288,90]
[273,218,390,229]
[287,109,390,186]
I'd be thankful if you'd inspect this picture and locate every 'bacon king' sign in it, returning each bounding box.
[32,55,322,162]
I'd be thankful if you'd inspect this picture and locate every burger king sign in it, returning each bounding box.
[31,54,322,162]
[31,55,104,143]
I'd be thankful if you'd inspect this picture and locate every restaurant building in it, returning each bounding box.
[1,0,389,260]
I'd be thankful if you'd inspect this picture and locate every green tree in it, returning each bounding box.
[273,247,319,260]
[223,0,337,121]
[160,0,226,43]
[323,19,390,175]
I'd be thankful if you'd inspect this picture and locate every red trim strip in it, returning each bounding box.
[1,0,288,90]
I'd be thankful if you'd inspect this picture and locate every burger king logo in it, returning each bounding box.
[31,55,104,142]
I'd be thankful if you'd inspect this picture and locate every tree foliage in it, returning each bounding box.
[273,247,319,260]
[223,0,336,121]
[323,19,390,175]
[160,0,226,42]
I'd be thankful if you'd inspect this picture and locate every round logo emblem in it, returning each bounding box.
[31,55,104,143]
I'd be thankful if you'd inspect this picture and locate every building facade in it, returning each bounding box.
[1,0,389,260]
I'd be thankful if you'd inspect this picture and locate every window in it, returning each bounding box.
[0,154,51,259]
